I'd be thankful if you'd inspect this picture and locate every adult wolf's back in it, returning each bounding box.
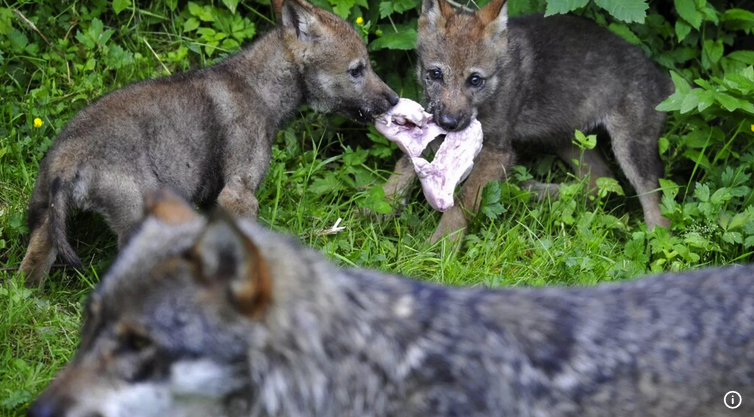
[20,0,399,286]
[385,0,671,243]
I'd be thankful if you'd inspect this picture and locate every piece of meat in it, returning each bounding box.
[374,98,445,158]
[375,98,483,212]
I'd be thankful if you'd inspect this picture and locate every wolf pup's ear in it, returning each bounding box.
[420,0,454,28]
[280,0,322,42]
[191,213,272,319]
[144,188,200,225]
[479,0,508,38]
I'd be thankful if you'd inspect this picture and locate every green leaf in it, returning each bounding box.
[726,51,754,65]
[184,18,200,32]
[670,70,692,94]
[694,183,710,202]
[656,92,684,112]
[166,0,178,11]
[596,177,625,196]
[480,182,506,220]
[703,38,724,64]
[330,0,355,19]
[675,19,692,42]
[113,0,131,14]
[659,178,680,199]
[544,0,589,16]
[722,231,743,245]
[369,29,417,51]
[680,89,700,114]
[188,2,215,21]
[607,23,641,45]
[697,90,715,112]
[222,0,240,14]
[7,29,28,53]
[379,2,395,19]
[573,129,597,150]
[674,0,702,28]
[683,129,710,148]
[722,8,754,22]
[715,92,741,112]
[593,0,648,23]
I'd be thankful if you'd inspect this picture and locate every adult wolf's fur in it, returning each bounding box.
[20,0,398,286]
[29,189,754,417]
[385,0,672,243]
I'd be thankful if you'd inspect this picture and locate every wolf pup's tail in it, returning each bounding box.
[48,177,82,269]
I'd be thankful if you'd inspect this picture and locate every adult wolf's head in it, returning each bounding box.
[417,0,509,131]
[278,0,399,123]
[27,190,277,417]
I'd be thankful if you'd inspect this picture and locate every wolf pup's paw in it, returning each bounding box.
[430,206,468,245]
[522,179,561,201]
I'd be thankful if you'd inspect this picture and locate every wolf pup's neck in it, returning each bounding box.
[216,27,305,130]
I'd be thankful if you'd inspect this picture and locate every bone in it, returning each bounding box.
[375,98,483,212]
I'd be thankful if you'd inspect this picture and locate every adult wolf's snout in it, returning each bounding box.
[27,395,77,417]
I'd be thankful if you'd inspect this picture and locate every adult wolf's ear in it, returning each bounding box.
[420,0,454,29]
[279,0,322,42]
[479,0,508,38]
[190,212,272,319]
[144,188,200,225]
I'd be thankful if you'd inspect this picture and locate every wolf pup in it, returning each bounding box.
[28,188,754,417]
[20,0,399,286]
[382,0,671,243]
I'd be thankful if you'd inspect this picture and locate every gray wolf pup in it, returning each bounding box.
[383,0,672,243]
[20,0,399,286]
[28,189,754,417]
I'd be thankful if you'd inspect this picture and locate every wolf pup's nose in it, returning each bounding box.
[439,113,459,131]
[386,91,400,107]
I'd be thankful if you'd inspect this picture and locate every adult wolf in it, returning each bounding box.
[383,0,671,243]
[28,189,754,417]
[20,0,399,286]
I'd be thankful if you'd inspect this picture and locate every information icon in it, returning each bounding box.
[725,391,742,409]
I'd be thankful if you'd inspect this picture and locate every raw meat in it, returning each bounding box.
[375,98,483,211]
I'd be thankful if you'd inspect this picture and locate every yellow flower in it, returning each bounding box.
[33,118,43,128]
[751,124,754,133]
[356,17,364,25]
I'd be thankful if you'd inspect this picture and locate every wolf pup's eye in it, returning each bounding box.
[468,74,485,87]
[348,64,365,78]
[428,69,443,81]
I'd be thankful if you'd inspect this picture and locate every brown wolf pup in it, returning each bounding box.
[383,0,672,243]
[20,0,399,286]
[28,188,754,417]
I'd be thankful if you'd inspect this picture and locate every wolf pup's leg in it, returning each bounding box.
[382,154,418,207]
[606,110,669,230]
[557,144,616,193]
[430,146,512,243]
[20,212,58,287]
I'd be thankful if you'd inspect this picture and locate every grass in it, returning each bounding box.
[0,1,752,415]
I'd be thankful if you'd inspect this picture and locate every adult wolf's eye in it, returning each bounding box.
[428,69,443,81]
[348,64,365,78]
[123,332,152,352]
[468,74,485,87]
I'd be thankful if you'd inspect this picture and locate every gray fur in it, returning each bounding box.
[387,0,672,243]
[20,0,398,286]
[29,191,754,417]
